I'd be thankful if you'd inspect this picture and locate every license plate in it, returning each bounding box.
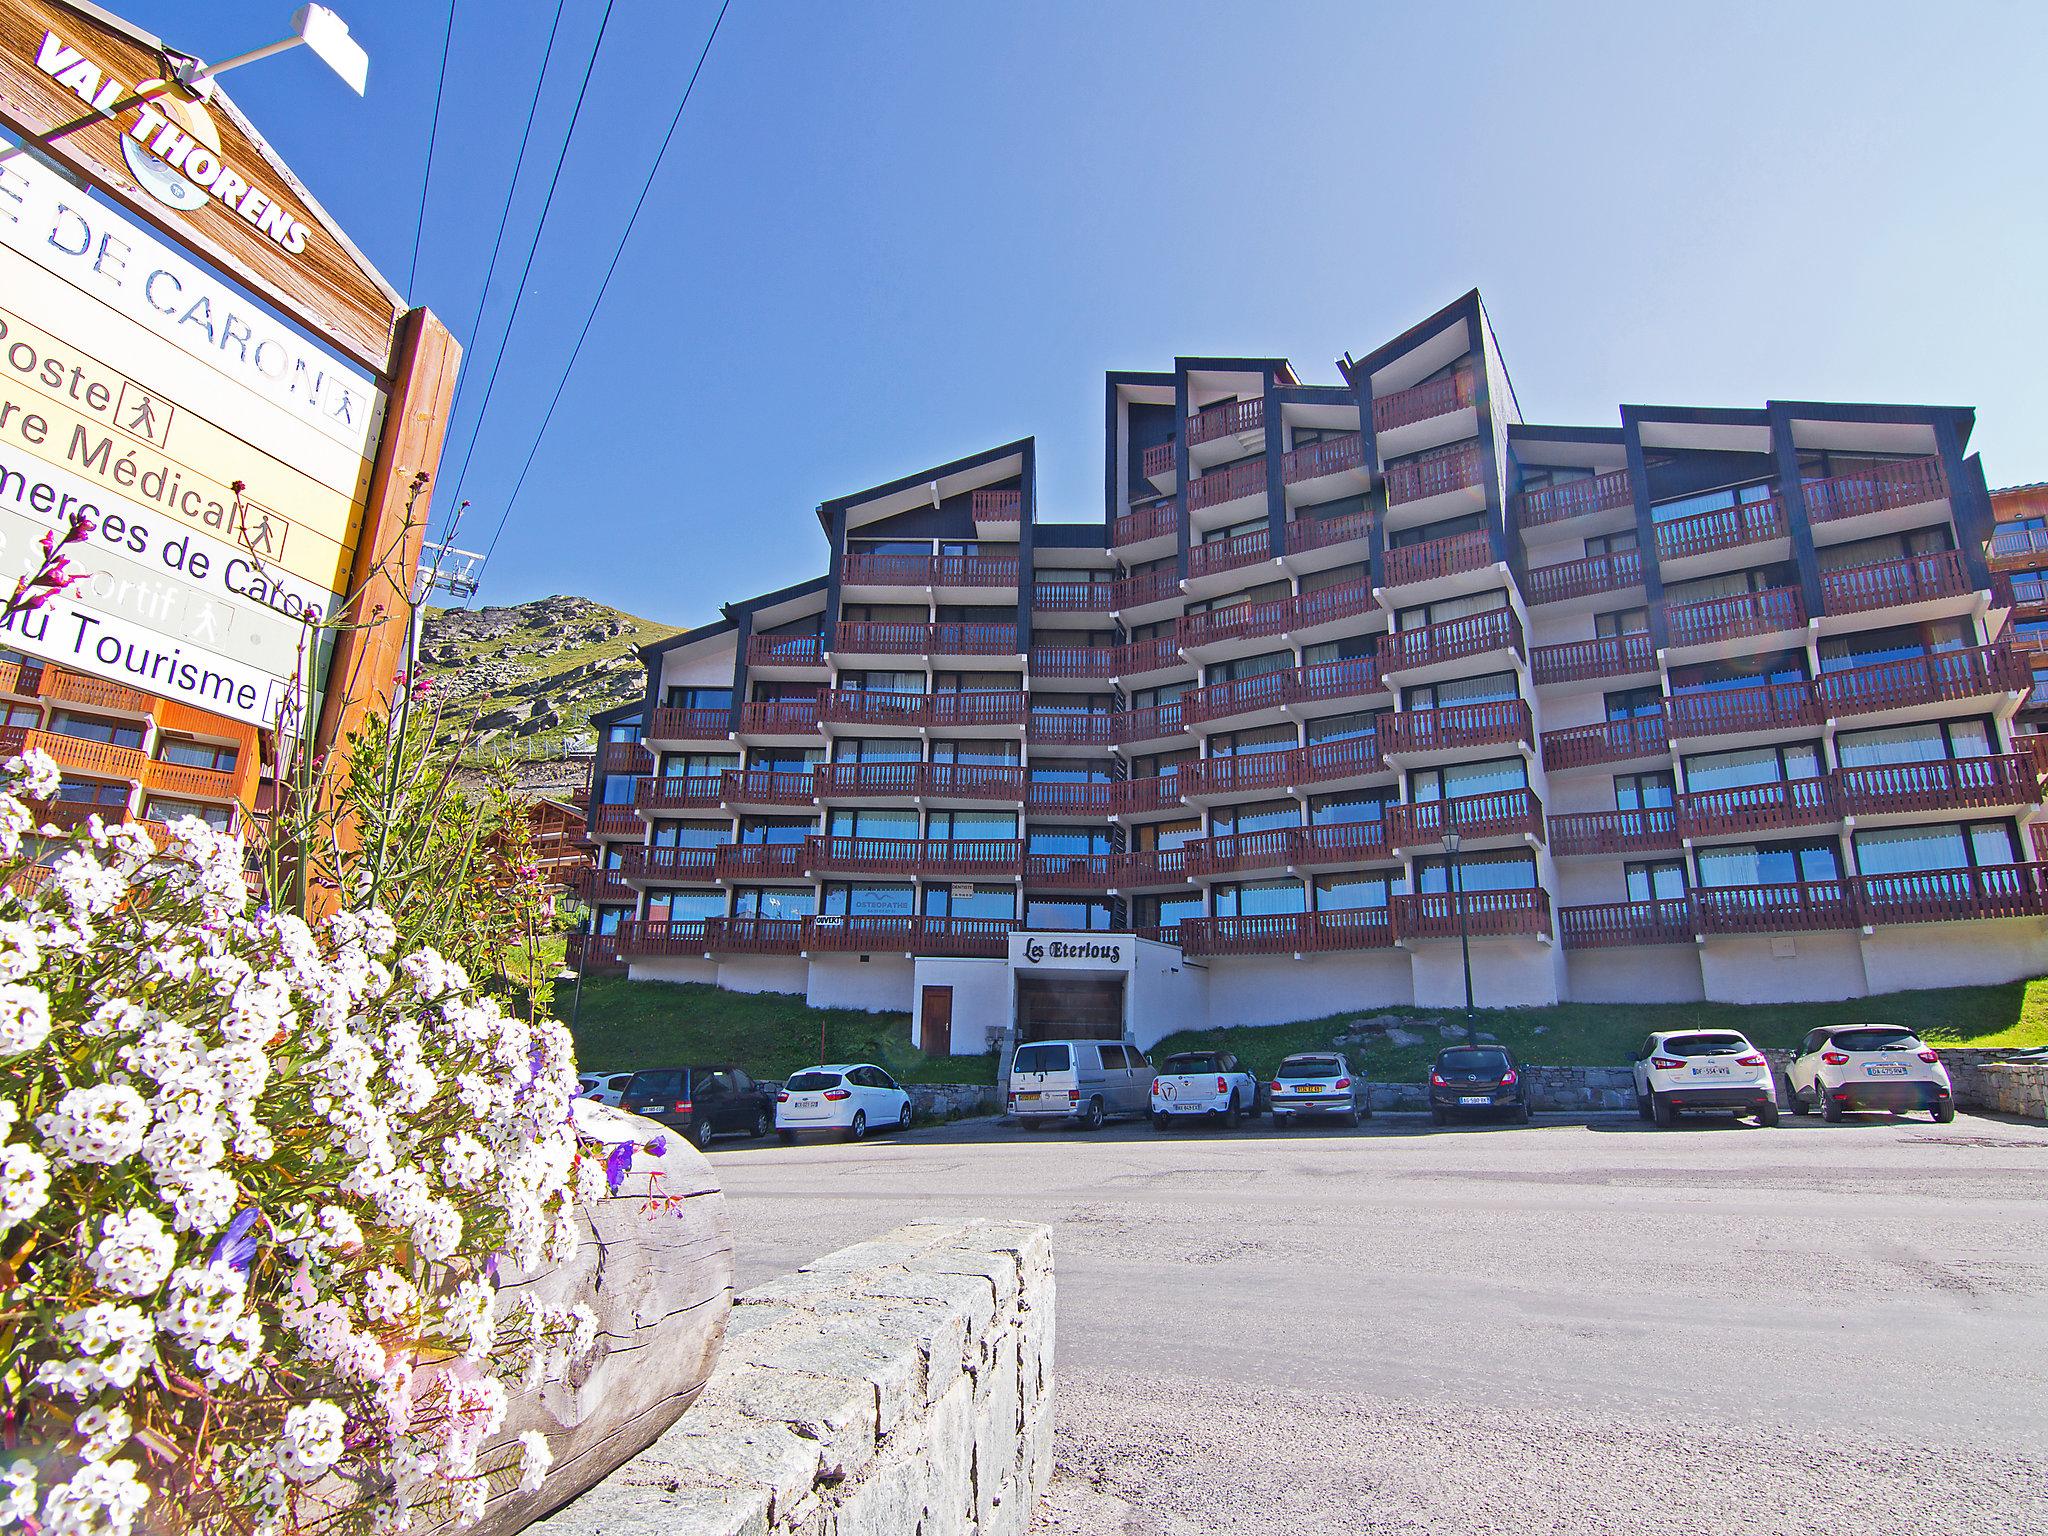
[1459,1095,1490,1106]
[1172,1103,1203,1113]
[1865,1064,1909,1077]
[1293,1085,1321,1094]
[1018,1091,1043,1102]
[1693,1065,1732,1077]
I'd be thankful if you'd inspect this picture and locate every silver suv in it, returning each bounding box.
[1007,1039,1152,1130]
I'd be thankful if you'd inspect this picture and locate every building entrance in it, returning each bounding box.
[1015,976,1125,1042]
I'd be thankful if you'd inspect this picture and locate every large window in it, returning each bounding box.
[738,816,816,846]
[1133,892,1202,932]
[48,712,143,750]
[1209,798,1301,837]
[1305,709,1382,744]
[56,777,128,809]
[1415,850,1537,893]
[819,883,915,917]
[1853,821,2018,876]
[1404,670,1518,711]
[1681,743,1823,792]
[144,795,233,831]
[923,885,1016,920]
[662,750,738,781]
[930,738,1020,765]
[1626,860,1688,901]
[1818,619,1972,674]
[1814,526,1953,571]
[731,886,814,919]
[663,684,734,711]
[1132,817,1202,851]
[1212,878,1307,917]
[832,736,920,764]
[1693,839,1840,888]
[1308,788,1393,826]
[1836,719,1993,767]
[1650,478,1775,525]
[650,820,728,849]
[155,735,238,772]
[1312,871,1402,910]
[1207,724,1297,758]
[1615,771,1675,811]
[644,889,725,923]
[1388,510,1488,550]
[1409,756,1526,802]
[1024,897,1112,931]
[746,746,819,772]
[926,809,1017,841]
[1395,586,1507,632]
[1028,826,1111,856]
[825,808,917,839]
[1205,649,1293,685]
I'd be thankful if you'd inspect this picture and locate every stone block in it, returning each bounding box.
[831,1440,932,1536]
[973,1330,1021,1526]
[693,1366,879,1482]
[729,1325,925,1436]
[630,1407,824,1517]
[910,1248,1021,1318]
[532,1480,772,1536]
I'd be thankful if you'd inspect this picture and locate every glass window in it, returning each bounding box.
[1395,586,1507,631]
[1133,891,1203,931]
[1604,686,1663,721]
[927,809,1017,840]
[833,736,921,764]
[1615,771,1675,811]
[1818,619,1972,674]
[662,751,739,781]
[731,886,816,919]
[1414,850,1537,893]
[1209,798,1301,837]
[1308,789,1392,825]
[1625,860,1687,901]
[1650,478,1775,525]
[663,685,734,711]
[1681,743,1822,791]
[1028,826,1112,856]
[650,820,728,849]
[819,883,915,917]
[644,888,725,922]
[1207,724,1297,758]
[1304,710,1382,745]
[155,735,238,772]
[1406,670,1518,711]
[1024,897,1113,930]
[56,779,129,808]
[1835,719,1995,768]
[1213,878,1307,917]
[826,807,918,839]
[1694,839,1840,887]
[929,737,1020,765]
[1594,607,1650,638]
[1409,757,1526,802]
[923,884,1017,919]
[1131,818,1202,852]
[144,796,235,831]
[1205,650,1294,685]
[48,712,143,750]
[1312,871,1401,910]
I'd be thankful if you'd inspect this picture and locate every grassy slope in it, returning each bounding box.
[565,972,2048,1089]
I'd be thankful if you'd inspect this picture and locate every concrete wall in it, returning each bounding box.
[1859,919,2048,994]
[907,1083,1001,1121]
[1698,931,1869,1003]
[1125,939,1208,1049]
[912,957,1011,1055]
[1410,937,1561,1009]
[806,953,916,1013]
[626,955,720,986]
[1206,951,1414,1029]
[719,956,810,997]
[1564,945,1707,1004]
[532,1219,1054,1536]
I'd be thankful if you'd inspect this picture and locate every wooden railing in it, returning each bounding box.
[1283,507,1374,557]
[1559,898,1694,948]
[597,741,654,775]
[1692,880,1858,934]
[0,659,43,697]
[821,690,1027,729]
[1384,699,1532,757]
[1384,442,1483,507]
[1814,645,2028,717]
[718,768,816,806]
[1818,550,1969,616]
[1024,849,1190,889]
[1298,732,1386,786]
[833,621,1018,656]
[704,916,807,954]
[1026,711,1115,749]
[1116,633,1183,672]
[1548,807,1679,857]
[1372,368,1474,434]
[1293,820,1391,867]
[840,551,1019,588]
[713,843,809,880]
[806,836,1023,878]
[745,634,825,667]
[615,919,712,958]
[1186,456,1269,514]
[1381,527,1493,588]
[1030,645,1115,679]
[1515,469,1634,529]
[1181,670,1294,726]
[1179,594,1292,651]
[1112,500,1180,546]
[587,806,644,838]
[564,931,624,970]
[1541,714,1669,769]
[1024,780,1119,816]
[1187,826,1303,878]
[802,915,1016,956]
[1989,525,2048,569]
[932,691,1030,728]
[1853,863,2048,925]
[1653,495,1787,563]
[1531,632,1656,687]
[146,759,246,802]
[1141,440,1176,479]
[1180,749,1297,798]
[1392,888,1551,940]
[1665,586,1805,648]
[1800,456,1946,525]
[1677,776,1838,838]
[1187,524,1271,578]
[972,487,1023,522]
[1112,567,1180,609]
[1385,789,1544,849]
[40,670,152,713]
[1521,548,1643,606]
[634,775,726,812]
[813,762,1023,801]
[738,700,822,735]
[617,846,718,882]
[1114,775,1186,815]
[1282,433,1365,484]
[24,729,147,781]
[1286,577,1378,630]
[1032,580,1116,612]
[1115,701,1188,744]
[1379,606,1520,672]
[1835,754,2039,817]
[1664,681,1821,738]
[1177,908,1395,956]
[648,706,731,742]
[1187,396,1265,446]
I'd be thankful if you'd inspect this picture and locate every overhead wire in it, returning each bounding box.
[404,0,459,297]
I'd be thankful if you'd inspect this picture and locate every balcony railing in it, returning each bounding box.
[1515,469,1635,530]
[1522,548,1643,606]
[41,671,152,713]
[713,843,809,881]
[632,774,721,813]
[745,634,826,668]
[1179,595,1292,651]
[616,919,712,958]
[1024,780,1119,816]
[1115,701,1188,744]
[1187,396,1265,446]
[1187,525,1272,579]
[834,621,1019,656]
[597,741,654,776]
[564,931,624,970]
[933,691,1029,729]
[647,706,731,742]
[1032,580,1116,613]
[1180,750,1297,799]
[1541,714,1669,769]
[1384,442,1484,508]
[1853,863,2048,925]
[1112,500,1180,547]
[1287,577,1378,631]
[1187,457,1269,515]
[1531,632,1656,687]
[1814,645,2028,718]
[1989,525,2048,568]
[1665,586,1805,648]
[587,806,643,838]
[1381,527,1494,589]
[1025,848,1190,889]
[1392,888,1551,940]
[1677,776,1838,839]
[146,759,246,802]
[1030,645,1115,679]
[1548,807,1679,857]
[1188,827,1303,878]
[1653,495,1788,563]
[1027,711,1115,749]
[1801,456,1946,525]
[1664,681,1821,739]
[618,846,718,882]
[1559,898,1695,948]
[1294,820,1391,867]
[806,836,1023,878]
[1372,368,1474,435]
[1177,908,1395,956]
[1182,670,1295,726]
[972,487,1023,524]
[1282,434,1365,484]
[719,768,815,807]
[813,762,1024,801]
[1141,440,1176,479]
[704,916,807,954]
[1114,775,1186,815]
[1297,657,1382,708]
[1298,732,1386,786]
[1835,754,2039,817]
[1116,633,1183,673]
[1385,789,1544,850]
[1384,699,1532,757]
[840,551,1019,588]
[1818,549,1970,616]
[821,690,1027,730]
[1693,880,1859,934]
[1379,606,1521,673]
[737,700,822,735]
[1112,567,1180,609]
[803,915,1016,957]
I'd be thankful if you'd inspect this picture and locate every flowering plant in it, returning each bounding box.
[0,749,631,1536]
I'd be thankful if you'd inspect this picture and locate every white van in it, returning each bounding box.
[1007,1039,1152,1131]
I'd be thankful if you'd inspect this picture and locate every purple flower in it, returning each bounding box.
[210,1208,260,1274]
[604,1140,633,1194]
[485,1252,501,1279]
[644,1136,667,1158]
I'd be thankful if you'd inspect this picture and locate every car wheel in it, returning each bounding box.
[1635,1091,1652,1123]
[1273,1113,1291,1130]
[1343,1108,1361,1129]
[898,1102,913,1132]
[1756,1102,1780,1127]
[1083,1097,1105,1132]
[691,1117,714,1151]
[1152,1113,1171,1132]
[751,1110,770,1139]
[1820,1090,1843,1123]
[845,1110,867,1143]
[777,1129,795,1145]
[1021,1119,1044,1133]
[1932,1099,1956,1124]
[1430,1108,1446,1127]
[1222,1095,1240,1130]
[1651,1093,1674,1127]
[1515,1099,1532,1125]
[1785,1076,1809,1116]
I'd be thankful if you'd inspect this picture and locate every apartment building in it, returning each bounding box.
[574,291,2042,1052]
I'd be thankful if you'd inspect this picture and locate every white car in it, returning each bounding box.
[1786,1025,1955,1123]
[1631,1030,1779,1127]
[776,1063,913,1143]
[1150,1050,1260,1130]
[578,1071,634,1106]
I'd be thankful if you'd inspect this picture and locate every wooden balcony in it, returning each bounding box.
[1814,645,2028,719]
[635,775,726,812]
[1677,776,1838,839]
[834,621,1018,657]
[1297,732,1387,788]
[971,487,1023,526]
[1800,456,1946,525]
[1372,369,1474,435]
[1179,749,1297,799]
[1116,633,1184,674]
[1029,645,1116,680]
[805,835,1023,878]
[616,919,712,959]
[1379,606,1521,673]
[1113,775,1187,816]
[931,691,1029,729]
[738,700,822,736]
[1024,780,1119,816]
[1177,908,1395,957]
[1141,440,1176,479]
[23,729,147,782]
[1187,457,1270,518]
[1027,711,1114,749]
[1541,714,1669,770]
[597,741,654,776]
[647,706,731,742]
[617,845,718,883]
[1515,468,1635,531]
[1548,807,1679,858]
[1559,897,1694,949]
[1664,682,1821,739]
[564,931,624,971]
[588,805,644,838]
[803,915,1015,957]
[0,659,43,697]
[713,843,809,881]
[1286,577,1378,632]
[821,691,1027,730]
[1024,848,1190,890]
[1653,495,1788,564]
[1182,669,1295,726]
[146,757,249,803]
[704,916,807,954]
[1114,701,1188,745]
[840,551,1019,588]
[1188,827,1302,878]
[1392,888,1551,940]
[1384,442,1484,508]
[1835,753,2039,818]
[1666,586,1805,649]
[1187,396,1265,446]
[1294,820,1391,868]
[1112,500,1180,548]
[1522,548,1643,606]
[1281,434,1365,485]
[1112,568,1180,610]
[1531,632,1656,687]
[1296,657,1382,709]
[1988,525,2048,571]
[40,669,152,714]
[1385,789,1545,851]
[1818,550,1970,616]
[813,762,1023,802]
[1693,880,1858,935]
[1381,527,1494,590]
[719,768,815,808]
[1853,862,2048,926]
[1187,525,1272,579]
[745,634,826,669]
[1179,594,1292,652]
[1032,580,1116,613]
[1384,699,1532,759]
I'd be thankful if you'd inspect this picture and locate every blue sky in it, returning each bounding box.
[117,1,2048,624]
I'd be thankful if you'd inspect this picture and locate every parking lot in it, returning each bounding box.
[713,1108,2048,1534]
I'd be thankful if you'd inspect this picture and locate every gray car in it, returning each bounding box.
[1269,1052,1369,1128]
[1007,1039,1152,1130]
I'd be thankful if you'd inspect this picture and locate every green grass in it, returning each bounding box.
[1149,978,2048,1081]
[565,975,996,1084]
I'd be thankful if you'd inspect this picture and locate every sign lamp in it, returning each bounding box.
[173,6,369,98]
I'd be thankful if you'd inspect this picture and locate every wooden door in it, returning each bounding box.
[919,986,954,1055]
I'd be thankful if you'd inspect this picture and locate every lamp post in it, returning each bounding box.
[1443,824,1477,1044]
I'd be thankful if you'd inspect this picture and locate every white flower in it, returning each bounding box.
[440,1132,491,1189]
[516,1430,552,1493]
[5,749,60,799]
[194,1313,263,1386]
[450,1476,487,1528]
[162,1169,237,1235]
[1,1461,37,1529]
[158,1261,247,1348]
[278,1401,346,1484]
[36,1085,149,1166]
[85,1210,176,1298]
[74,1405,131,1461]
[38,1460,148,1536]
[440,1278,496,1360]
[411,1199,462,1262]
[363,1266,419,1325]
[0,1141,50,1225]
[317,1205,363,1252]
[36,1304,154,1397]
[82,998,144,1039]
[0,983,44,1054]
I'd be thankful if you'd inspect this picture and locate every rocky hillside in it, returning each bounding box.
[418,596,676,770]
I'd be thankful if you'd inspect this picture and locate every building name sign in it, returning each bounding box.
[1010,934,1132,969]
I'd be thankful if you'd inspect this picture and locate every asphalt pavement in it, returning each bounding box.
[709,1108,2048,1534]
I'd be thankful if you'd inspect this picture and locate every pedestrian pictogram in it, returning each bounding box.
[237,499,290,561]
[113,380,174,447]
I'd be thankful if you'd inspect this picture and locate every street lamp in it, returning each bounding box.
[1442,823,1477,1044]
[172,7,370,98]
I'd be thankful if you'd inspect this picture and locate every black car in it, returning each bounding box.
[619,1065,776,1149]
[1427,1045,1531,1125]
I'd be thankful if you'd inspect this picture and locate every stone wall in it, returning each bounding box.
[908,1083,1000,1121]
[531,1219,1054,1536]
[1943,1056,2048,1119]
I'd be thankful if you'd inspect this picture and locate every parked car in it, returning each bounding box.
[1269,1052,1368,1128]
[1427,1045,1531,1125]
[577,1071,634,1106]
[1786,1025,1955,1123]
[1150,1050,1260,1130]
[776,1063,912,1142]
[617,1065,778,1148]
[1631,1030,1779,1126]
[1008,1039,1151,1130]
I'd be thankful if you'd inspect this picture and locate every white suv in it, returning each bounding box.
[1631,1030,1779,1127]
[1786,1025,1955,1123]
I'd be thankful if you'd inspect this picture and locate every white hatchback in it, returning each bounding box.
[1631,1030,1779,1126]
[577,1071,634,1106]
[1786,1025,1955,1123]
[775,1063,913,1143]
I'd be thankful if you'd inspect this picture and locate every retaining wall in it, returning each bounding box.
[1942,1057,2048,1119]
[908,1083,1000,1121]
[532,1219,1054,1536]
